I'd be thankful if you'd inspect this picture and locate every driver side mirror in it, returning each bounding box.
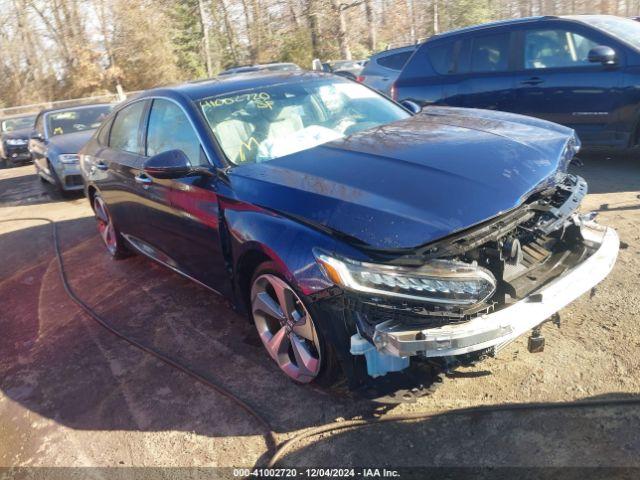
[30,130,43,141]
[143,149,192,179]
[588,45,617,66]
[400,100,422,114]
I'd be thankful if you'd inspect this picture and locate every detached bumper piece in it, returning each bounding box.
[350,221,618,376]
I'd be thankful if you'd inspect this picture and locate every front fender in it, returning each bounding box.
[223,199,362,299]
[222,200,370,387]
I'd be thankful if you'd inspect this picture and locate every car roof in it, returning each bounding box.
[431,14,615,40]
[221,62,299,72]
[0,112,37,121]
[371,45,416,58]
[141,70,336,102]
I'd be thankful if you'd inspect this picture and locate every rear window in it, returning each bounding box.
[96,117,112,145]
[109,101,146,154]
[427,41,456,74]
[376,51,413,71]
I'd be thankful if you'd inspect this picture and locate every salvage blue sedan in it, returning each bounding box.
[79,72,619,389]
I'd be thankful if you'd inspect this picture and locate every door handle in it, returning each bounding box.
[95,161,108,171]
[520,77,544,86]
[134,173,153,187]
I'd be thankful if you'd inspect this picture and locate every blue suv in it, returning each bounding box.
[393,15,640,149]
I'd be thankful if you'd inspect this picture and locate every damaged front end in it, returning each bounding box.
[316,173,619,378]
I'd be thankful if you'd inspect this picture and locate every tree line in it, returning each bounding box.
[1,0,638,108]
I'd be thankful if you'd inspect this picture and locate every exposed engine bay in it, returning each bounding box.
[342,173,618,378]
[350,174,590,332]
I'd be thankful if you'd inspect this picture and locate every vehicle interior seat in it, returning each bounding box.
[474,47,500,71]
[212,114,256,163]
[265,104,304,140]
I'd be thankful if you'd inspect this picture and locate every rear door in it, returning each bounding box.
[137,98,229,294]
[512,22,624,147]
[92,99,150,239]
[454,30,517,111]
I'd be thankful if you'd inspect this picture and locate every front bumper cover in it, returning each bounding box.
[4,145,31,163]
[55,162,84,191]
[370,222,619,358]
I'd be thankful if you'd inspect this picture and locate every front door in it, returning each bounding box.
[512,24,623,147]
[136,98,229,295]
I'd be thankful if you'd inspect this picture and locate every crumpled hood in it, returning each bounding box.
[48,129,95,154]
[229,107,576,250]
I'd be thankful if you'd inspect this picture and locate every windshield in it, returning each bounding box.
[583,15,640,50]
[46,105,113,137]
[198,78,409,164]
[1,115,36,133]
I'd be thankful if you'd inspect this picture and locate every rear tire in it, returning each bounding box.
[93,193,130,259]
[249,261,341,387]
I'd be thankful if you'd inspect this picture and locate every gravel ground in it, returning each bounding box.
[0,154,639,474]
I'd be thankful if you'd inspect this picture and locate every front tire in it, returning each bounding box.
[250,263,340,386]
[93,193,129,259]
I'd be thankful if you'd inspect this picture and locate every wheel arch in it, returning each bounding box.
[234,247,273,317]
[86,184,98,211]
[224,206,358,314]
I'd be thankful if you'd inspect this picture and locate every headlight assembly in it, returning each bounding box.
[562,135,581,166]
[6,138,27,146]
[315,251,496,306]
[59,154,80,164]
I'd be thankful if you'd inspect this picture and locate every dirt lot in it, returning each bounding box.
[1,155,639,473]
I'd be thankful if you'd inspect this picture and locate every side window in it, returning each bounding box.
[109,101,146,154]
[524,29,600,69]
[96,116,113,145]
[377,51,412,71]
[471,32,510,72]
[146,99,205,166]
[427,41,456,74]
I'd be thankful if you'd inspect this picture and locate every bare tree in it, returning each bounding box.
[2,0,639,108]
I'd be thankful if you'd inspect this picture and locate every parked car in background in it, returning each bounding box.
[218,62,301,76]
[394,15,640,150]
[30,103,113,193]
[0,113,37,167]
[321,60,365,80]
[79,71,617,389]
[357,45,416,94]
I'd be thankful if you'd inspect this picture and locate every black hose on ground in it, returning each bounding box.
[0,218,278,452]
[3,217,640,469]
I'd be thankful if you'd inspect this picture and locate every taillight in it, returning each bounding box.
[390,82,397,101]
[355,75,365,83]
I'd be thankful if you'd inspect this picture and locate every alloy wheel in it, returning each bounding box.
[93,195,118,256]
[251,274,322,383]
